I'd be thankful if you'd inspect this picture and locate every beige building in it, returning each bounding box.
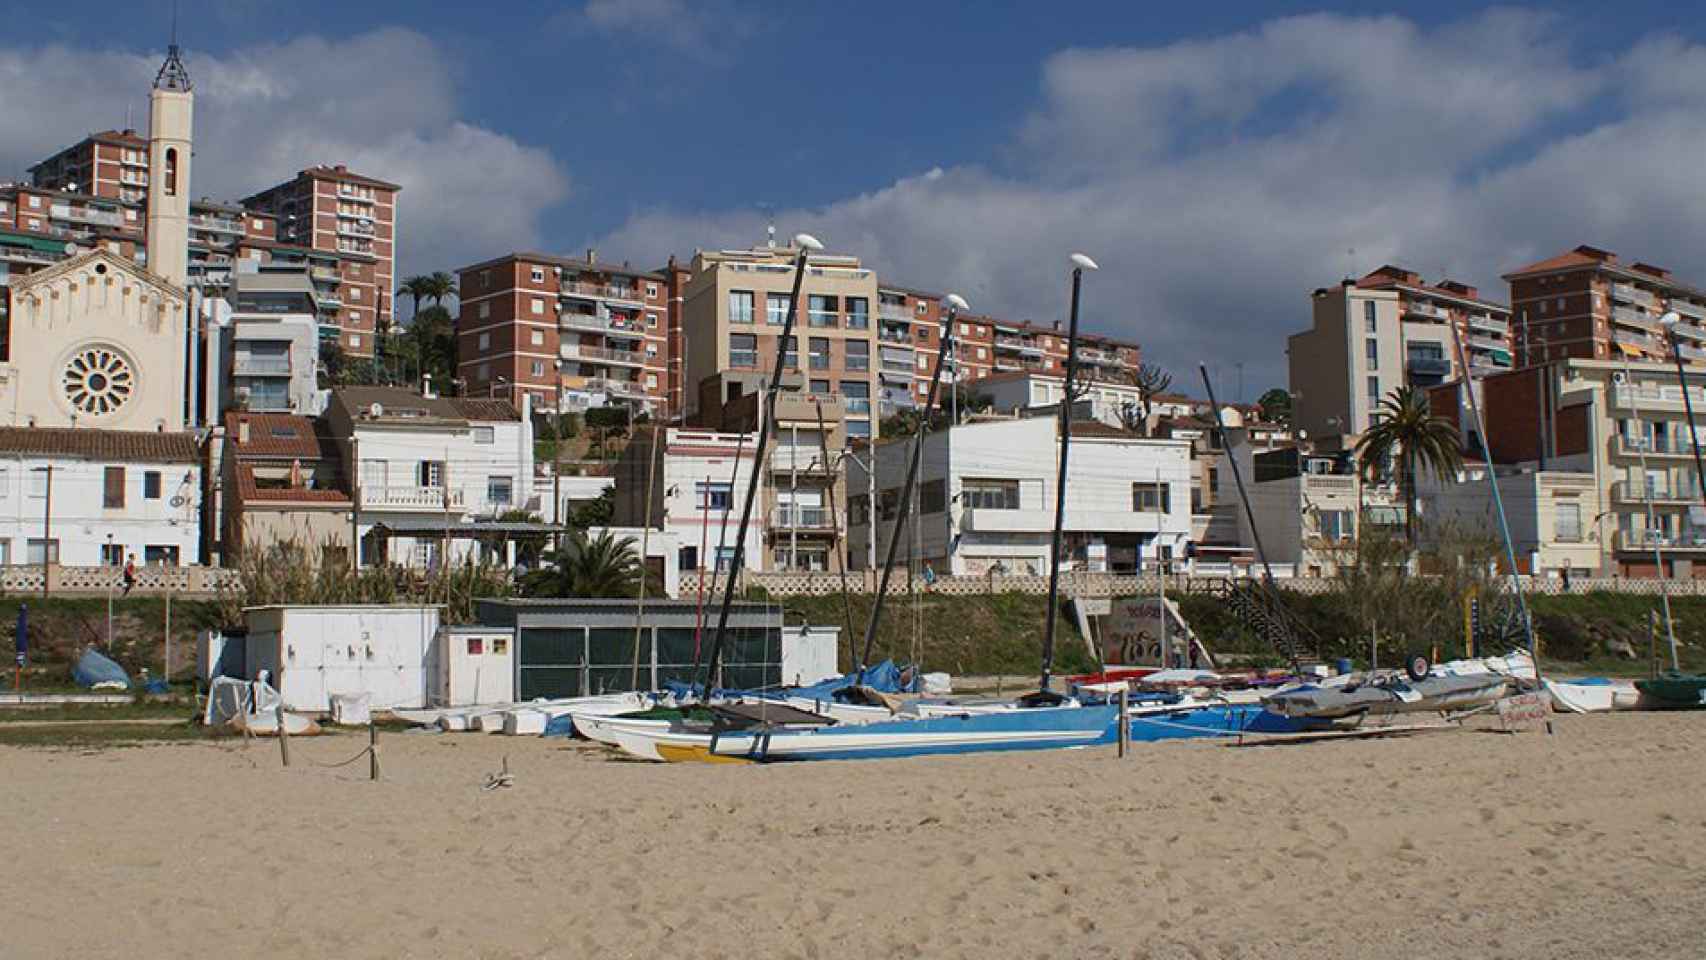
[220,411,353,564]
[680,243,880,442]
[1419,465,1600,578]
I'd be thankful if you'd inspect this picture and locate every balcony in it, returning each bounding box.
[561,375,646,399]
[843,398,871,415]
[1404,301,1449,321]
[1406,355,1452,377]
[311,266,341,283]
[1612,304,1662,332]
[771,506,837,531]
[1612,283,1657,308]
[770,446,835,474]
[878,304,911,323]
[362,486,465,511]
[0,247,59,266]
[560,280,644,308]
[1615,529,1706,552]
[1612,329,1664,353]
[560,344,646,367]
[1670,319,1706,343]
[1681,343,1706,363]
[560,310,645,336]
[337,187,375,204]
[845,313,870,330]
[806,310,838,328]
[1614,435,1703,459]
[232,355,292,377]
[59,206,125,228]
[1467,313,1510,335]
[878,328,914,345]
[337,220,376,238]
[1611,480,1703,505]
[190,214,244,235]
[879,365,914,382]
[1671,299,1706,323]
[1611,384,1706,412]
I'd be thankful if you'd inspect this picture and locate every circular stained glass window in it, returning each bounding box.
[61,346,135,417]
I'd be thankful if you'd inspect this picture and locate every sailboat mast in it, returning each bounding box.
[1039,256,1096,695]
[859,296,965,673]
[698,235,823,696]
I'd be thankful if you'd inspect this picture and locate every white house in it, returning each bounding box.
[612,427,767,575]
[323,386,535,568]
[0,427,201,566]
[848,415,1193,575]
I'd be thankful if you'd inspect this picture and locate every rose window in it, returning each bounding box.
[61,346,135,417]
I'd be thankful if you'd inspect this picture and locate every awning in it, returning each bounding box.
[0,230,65,254]
[1616,341,1643,357]
[1489,349,1513,365]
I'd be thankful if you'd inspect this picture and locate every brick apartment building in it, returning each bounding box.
[1504,245,1706,368]
[455,251,670,414]
[242,165,399,357]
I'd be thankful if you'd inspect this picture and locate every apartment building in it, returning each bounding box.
[242,165,400,356]
[724,390,850,572]
[187,199,276,293]
[215,265,325,415]
[847,415,1193,575]
[455,251,669,415]
[662,256,694,418]
[1291,267,1513,442]
[875,285,943,416]
[0,183,146,278]
[1418,463,1600,578]
[28,129,153,207]
[1504,245,1706,368]
[681,243,880,440]
[1433,358,1706,577]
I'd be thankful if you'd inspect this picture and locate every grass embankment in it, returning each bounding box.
[760,590,1099,677]
[0,595,224,688]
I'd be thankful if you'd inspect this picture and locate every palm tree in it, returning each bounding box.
[519,529,649,598]
[423,271,457,308]
[397,276,436,321]
[1355,385,1464,544]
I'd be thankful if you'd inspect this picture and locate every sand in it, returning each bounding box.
[1,713,1701,959]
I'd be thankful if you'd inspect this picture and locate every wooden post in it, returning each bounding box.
[163,589,172,687]
[1650,609,1660,680]
[369,721,380,781]
[276,701,291,767]
[1117,686,1130,759]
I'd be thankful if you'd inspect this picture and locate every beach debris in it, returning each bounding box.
[483,756,514,791]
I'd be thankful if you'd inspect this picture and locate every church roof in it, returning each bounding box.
[8,247,187,303]
[0,427,199,463]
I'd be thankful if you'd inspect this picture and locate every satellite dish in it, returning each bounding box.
[370,402,384,417]
[63,242,78,256]
[1611,371,1626,384]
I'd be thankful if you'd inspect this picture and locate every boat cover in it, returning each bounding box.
[664,659,919,701]
[73,648,130,689]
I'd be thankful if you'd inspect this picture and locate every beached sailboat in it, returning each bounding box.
[1635,672,1706,709]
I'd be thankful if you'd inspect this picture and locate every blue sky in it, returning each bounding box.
[5,1,1706,393]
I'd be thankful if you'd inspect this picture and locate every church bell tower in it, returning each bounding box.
[145,34,193,290]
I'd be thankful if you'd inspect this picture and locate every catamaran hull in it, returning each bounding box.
[1262,674,1509,720]
[705,705,1121,762]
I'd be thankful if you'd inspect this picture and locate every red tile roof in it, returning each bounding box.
[0,427,198,463]
[233,464,350,504]
[1503,245,1617,278]
[448,398,521,422]
[225,412,337,459]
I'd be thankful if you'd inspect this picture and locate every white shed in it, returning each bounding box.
[431,624,516,707]
[242,605,441,713]
[781,624,840,688]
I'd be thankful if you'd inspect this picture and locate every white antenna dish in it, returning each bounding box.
[369,402,384,417]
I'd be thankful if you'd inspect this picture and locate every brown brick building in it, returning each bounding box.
[1504,245,1706,368]
[455,251,669,414]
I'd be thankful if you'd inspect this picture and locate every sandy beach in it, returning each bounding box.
[1,713,1701,959]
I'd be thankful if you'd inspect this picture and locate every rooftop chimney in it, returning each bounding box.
[237,417,250,444]
[421,373,436,399]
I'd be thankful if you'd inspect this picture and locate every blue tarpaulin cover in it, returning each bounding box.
[663,659,919,701]
[72,648,130,689]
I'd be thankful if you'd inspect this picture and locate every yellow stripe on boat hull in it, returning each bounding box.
[655,743,753,764]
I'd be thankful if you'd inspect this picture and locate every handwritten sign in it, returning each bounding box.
[1496,692,1550,731]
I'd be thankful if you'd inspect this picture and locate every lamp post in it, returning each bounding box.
[1039,254,1098,699]
[1659,311,1706,510]
[105,533,115,650]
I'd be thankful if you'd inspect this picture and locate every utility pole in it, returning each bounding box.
[36,465,52,597]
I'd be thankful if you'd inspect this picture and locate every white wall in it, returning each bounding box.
[659,430,767,573]
[0,454,201,565]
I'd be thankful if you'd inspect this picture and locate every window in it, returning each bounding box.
[767,293,792,325]
[849,494,870,525]
[921,479,946,514]
[810,379,830,395]
[646,282,658,298]
[478,332,491,350]
[351,287,362,302]
[879,488,899,521]
[696,481,733,510]
[164,148,177,196]
[1365,339,1379,370]
[531,361,546,377]
[479,302,491,319]
[729,333,757,368]
[27,195,41,209]
[103,466,125,509]
[809,337,831,370]
[0,466,9,498]
[917,355,929,370]
[808,294,838,327]
[916,302,927,315]
[646,312,659,329]
[1367,376,1380,403]
[1132,482,1170,513]
[916,326,929,343]
[781,335,799,369]
[845,340,869,371]
[418,461,446,487]
[531,297,545,315]
[679,545,699,571]
[101,543,124,566]
[1318,510,1354,541]
[1554,499,1583,543]
[26,539,59,564]
[841,380,870,414]
[963,479,1020,510]
[1363,301,1376,332]
[959,322,971,336]
[646,373,658,389]
[487,475,514,505]
[846,419,871,438]
[1539,300,1548,315]
[531,267,545,283]
[846,297,869,329]
[729,290,755,324]
[531,330,545,346]
[977,347,988,360]
[143,471,161,500]
[350,334,362,349]
[144,545,180,567]
[473,426,495,444]
[1555,297,1566,311]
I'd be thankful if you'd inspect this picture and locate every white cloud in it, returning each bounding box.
[0,28,569,292]
[591,9,1706,394]
[571,0,756,60]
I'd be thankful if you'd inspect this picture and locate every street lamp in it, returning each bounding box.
[1039,253,1098,698]
[1659,311,1706,510]
[943,294,969,426]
